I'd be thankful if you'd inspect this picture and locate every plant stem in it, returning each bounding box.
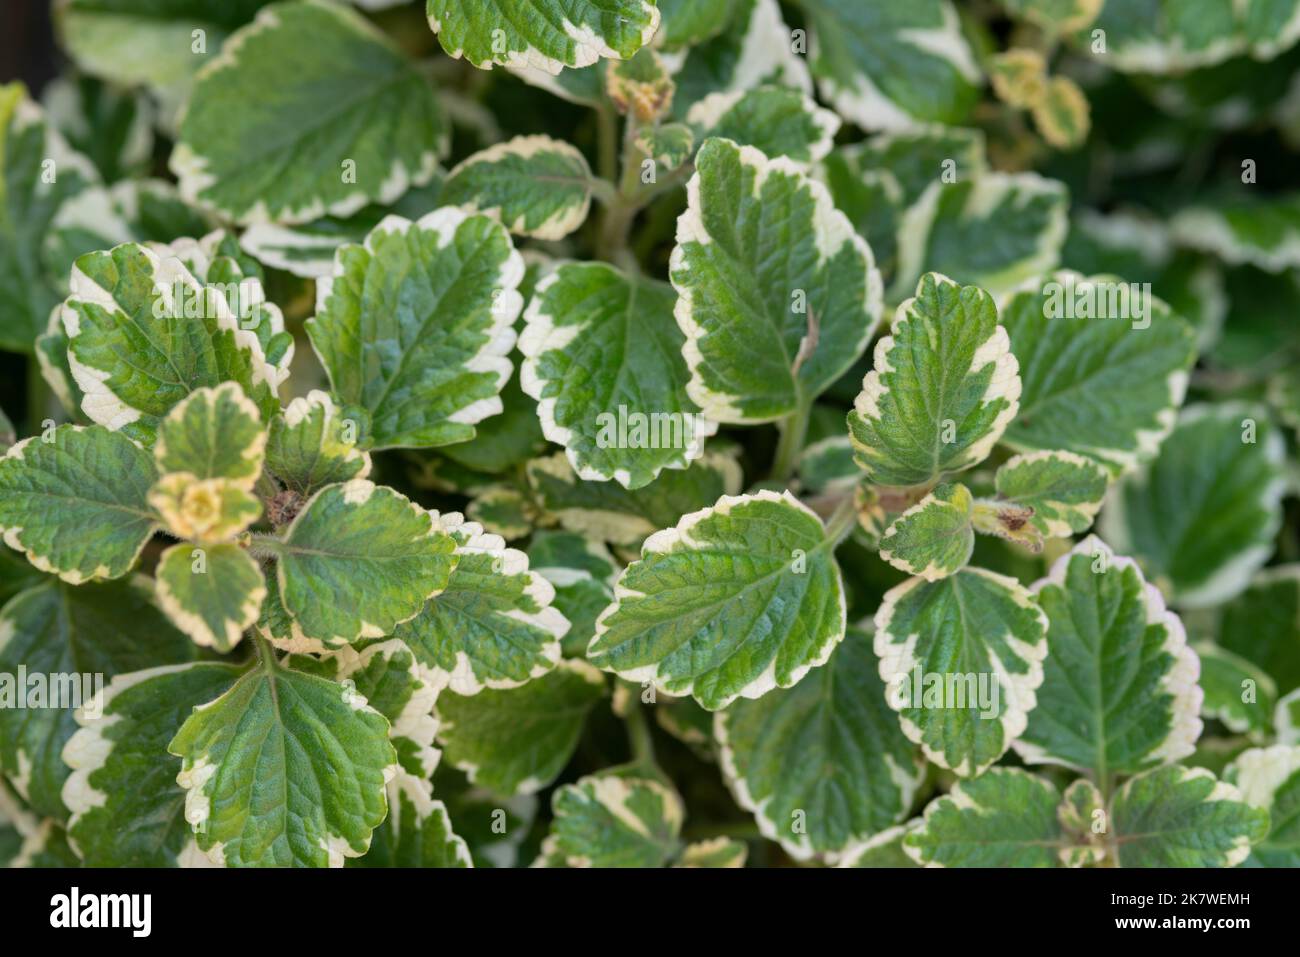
[597,111,647,272]
[595,101,619,184]
[26,355,50,436]
[770,402,811,485]
[248,533,286,560]
[823,491,860,549]
[253,632,279,673]
[623,692,657,773]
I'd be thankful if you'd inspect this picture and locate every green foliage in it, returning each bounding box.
[2,0,1298,872]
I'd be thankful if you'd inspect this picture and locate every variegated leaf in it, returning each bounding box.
[670,137,882,423]
[849,273,1019,489]
[587,490,847,711]
[307,208,523,450]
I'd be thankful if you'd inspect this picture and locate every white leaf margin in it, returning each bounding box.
[671,138,883,423]
[589,489,848,709]
[311,207,524,444]
[1011,535,1203,770]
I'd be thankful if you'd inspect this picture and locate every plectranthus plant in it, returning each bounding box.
[0,0,1298,870]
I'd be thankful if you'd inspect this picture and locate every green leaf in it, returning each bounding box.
[1225,745,1300,866]
[255,568,327,656]
[521,261,712,490]
[1062,209,1226,352]
[162,230,295,386]
[0,425,158,584]
[834,822,920,868]
[61,242,281,444]
[801,0,981,130]
[1270,366,1300,437]
[1171,193,1300,272]
[1195,642,1278,739]
[875,567,1048,776]
[540,773,683,867]
[671,0,812,118]
[154,382,266,488]
[822,126,986,281]
[999,272,1198,474]
[670,137,883,423]
[657,0,735,51]
[796,435,860,494]
[1212,567,1300,695]
[988,450,1109,540]
[42,73,155,183]
[606,47,677,122]
[635,123,696,173]
[441,135,593,240]
[434,766,538,867]
[526,531,619,657]
[1109,764,1267,867]
[393,515,567,693]
[303,639,442,780]
[878,483,975,581]
[685,86,840,164]
[656,694,714,756]
[587,490,847,711]
[436,659,607,796]
[56,1,274,124]
[439,374,547,475]
[352,773,472,868]
[307,208,523,450]
[148,472,261,544]
[1032,75,1091,150]
[466,484,537,541]
[111,178,217,244]
[238,177,445,279]
[527,447,743,546]
[716,626,923,859]
[155,542,266,652]
[989,48,1048,110]
[0,814,80,868]
[1278,689,1300,745]
[848,273,1020,489]
[1002,0,1101,33]
[0,82,122,353]
[505,60,605,106]
[62,662,245,866]
[1076,0,1300,73]
[172,0,446,225]
[276,480,457,646]
[1013,537,1203,775]
[168,659,398,867]
[0,578,194,820]
[426,0,660,72]
[892,173,1068,299]
[905,768,1066,867]
[265,390,371,496]
[1099,403,1287,607]
[675,836,747,867]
